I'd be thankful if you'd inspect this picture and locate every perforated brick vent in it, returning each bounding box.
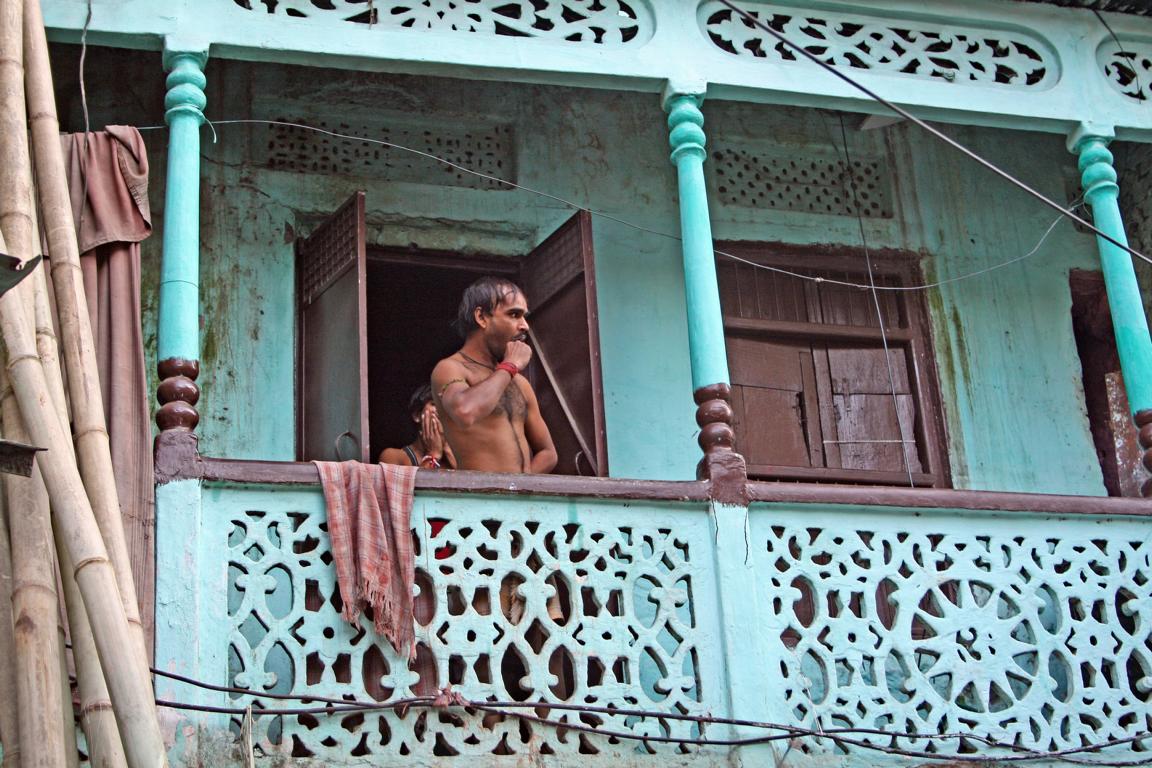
[261,118,515,190]
[709,146,893,218]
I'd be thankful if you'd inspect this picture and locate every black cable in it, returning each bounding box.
[151,695,1152,764]
[151,661,1152,764]
[714,0,1150,266]
[1095,9,1144,100]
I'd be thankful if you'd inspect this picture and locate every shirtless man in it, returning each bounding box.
[431,276,557,473]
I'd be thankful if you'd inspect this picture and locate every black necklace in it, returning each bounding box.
[458,352,494,370]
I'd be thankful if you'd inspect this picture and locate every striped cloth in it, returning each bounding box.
[314,461,417,659]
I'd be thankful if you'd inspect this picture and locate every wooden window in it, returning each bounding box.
[296,193,609,476]
[717,245,949,487]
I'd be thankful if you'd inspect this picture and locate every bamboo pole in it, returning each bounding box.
[0,268,167,768]
[0,467,21,768]
[0,261,169,768]
[0,4,168,767]
[54,612,80,768]
[22,0,151,671]
[0,344,67,768]
[55,533,128,768]
[30,196,128,768]
[0,0,69,760]
[33,197,81,768]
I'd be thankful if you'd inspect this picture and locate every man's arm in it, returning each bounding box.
[432,341,533,427]
[431,357,513,428]
[519,378,557,474]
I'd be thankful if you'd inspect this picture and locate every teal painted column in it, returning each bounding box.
[664,90,746,496]
[1070,126,1152,496]
[156,49,207,449]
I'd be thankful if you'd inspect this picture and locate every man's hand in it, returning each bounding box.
[502,340,533,371]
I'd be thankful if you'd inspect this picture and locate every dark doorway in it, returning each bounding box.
[366,254,517,461]
[297,194,609,475]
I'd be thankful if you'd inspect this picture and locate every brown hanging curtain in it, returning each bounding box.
[59,125,155,650]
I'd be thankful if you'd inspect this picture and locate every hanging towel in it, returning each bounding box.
[60,125,155,654]
[314,461,417,658]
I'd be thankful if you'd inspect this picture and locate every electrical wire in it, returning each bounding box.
[147,681,1152,764]
[76,0,93,237]
[135,117,1098,290]
[144,659,1152,764]
[713,0,1151,267]
[1095,9,1144,101]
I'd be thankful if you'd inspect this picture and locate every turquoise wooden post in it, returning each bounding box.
[156,48,207,456]
[1070,125,1152,496]
[664,90,746,498]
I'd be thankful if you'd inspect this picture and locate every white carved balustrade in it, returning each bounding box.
[163,483,1152,764]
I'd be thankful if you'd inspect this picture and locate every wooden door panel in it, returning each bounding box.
[827,346,910,394]
[735,385,810,467]
[832,392,921,472]
[521,211,608,476]
[726,336,806,391]
[297,192,369,462]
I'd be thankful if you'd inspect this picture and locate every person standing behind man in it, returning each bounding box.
[432,276,557,473]
[379,384,456,470]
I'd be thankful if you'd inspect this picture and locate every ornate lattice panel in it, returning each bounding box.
[699,2,1054,89]
[225,500,710,760]
[230,0,651,45]
[1100,42,1152,101]
[709,143,893,217]
[754,513,1152,756]
[262,118,515,191]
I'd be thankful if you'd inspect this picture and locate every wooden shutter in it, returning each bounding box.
[296,192,370,462]
[520,211,609,476]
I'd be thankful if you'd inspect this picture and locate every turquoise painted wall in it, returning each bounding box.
[50,45,1141,492]
[195,61,699,477]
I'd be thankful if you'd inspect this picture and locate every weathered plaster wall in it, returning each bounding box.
[53,44,1117,492]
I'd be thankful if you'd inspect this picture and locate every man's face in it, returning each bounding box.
[479,290,529,355]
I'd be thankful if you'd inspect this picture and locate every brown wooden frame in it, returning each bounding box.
[716,242,951,488]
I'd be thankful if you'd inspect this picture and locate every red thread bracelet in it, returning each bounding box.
[495,362,519,377]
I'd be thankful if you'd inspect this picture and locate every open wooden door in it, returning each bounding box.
[296,192,370,462]
[521,211,609,476]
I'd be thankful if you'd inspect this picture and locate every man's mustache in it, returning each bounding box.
[512,333,528,343]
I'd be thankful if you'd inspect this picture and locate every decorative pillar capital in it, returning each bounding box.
[162,50,207,126]
[666,94,706,165]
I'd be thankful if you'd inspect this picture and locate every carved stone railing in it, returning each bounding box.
[157,469,1152,765]
[745,498,1152,756]
[158,480,725,764]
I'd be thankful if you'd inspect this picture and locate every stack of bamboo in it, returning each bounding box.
[0,1,169,766]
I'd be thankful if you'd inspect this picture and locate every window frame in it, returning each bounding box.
[716,242,951,488]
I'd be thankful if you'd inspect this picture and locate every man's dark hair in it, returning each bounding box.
[452,276,524,339]
[407,383,433,420]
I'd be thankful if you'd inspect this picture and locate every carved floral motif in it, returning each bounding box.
[763,522,1152,754]
[1100,44,1152,101]
[700,2,1053,89]
[231,0,650,45]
